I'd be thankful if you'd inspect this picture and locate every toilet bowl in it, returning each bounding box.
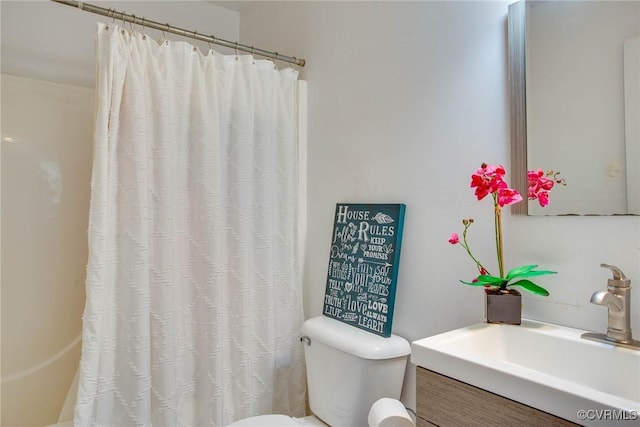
[228,316,412,427]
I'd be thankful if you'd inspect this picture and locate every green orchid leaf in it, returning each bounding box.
[516,270,557,278]
[508,279,550,296]
[476,275,505,285]
[505,265,538,280]
[459,280,488,286]
[459,275,506,287]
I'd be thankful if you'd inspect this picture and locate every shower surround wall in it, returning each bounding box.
[1,74,93,426]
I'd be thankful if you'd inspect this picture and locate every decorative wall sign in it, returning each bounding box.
[322,203,406,337]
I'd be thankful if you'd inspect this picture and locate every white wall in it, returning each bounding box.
[0,2,239,425]
[239,0,640,412]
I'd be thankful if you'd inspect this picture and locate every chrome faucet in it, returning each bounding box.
[582,263,640,350]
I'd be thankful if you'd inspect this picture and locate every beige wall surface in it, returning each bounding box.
[1,74,93,426]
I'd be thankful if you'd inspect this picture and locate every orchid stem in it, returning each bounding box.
[462,221,490,276]
[493,197,504,279]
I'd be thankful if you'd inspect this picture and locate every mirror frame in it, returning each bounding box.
[508,0,528,215]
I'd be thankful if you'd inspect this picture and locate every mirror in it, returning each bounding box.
[508,0,640,216]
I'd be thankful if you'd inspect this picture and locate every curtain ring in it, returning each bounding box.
[120,11,126,34]
[235,41,239,60]
[110,8,117,30]
[141,17,147,39]
[193,30,198,52]
[105,8,112,30]
[162,23,169,43]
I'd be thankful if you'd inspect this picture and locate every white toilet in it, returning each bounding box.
[228,315,411,427]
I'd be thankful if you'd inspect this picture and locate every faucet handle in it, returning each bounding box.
[601,263,631,287]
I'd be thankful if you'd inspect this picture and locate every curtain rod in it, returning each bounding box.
[50,0,306,67]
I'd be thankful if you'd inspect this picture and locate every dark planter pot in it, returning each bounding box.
[485,288,521,325]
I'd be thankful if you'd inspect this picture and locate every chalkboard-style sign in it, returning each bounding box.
[322,203,406,337]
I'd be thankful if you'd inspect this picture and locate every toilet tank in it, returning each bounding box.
[300,316,410,427]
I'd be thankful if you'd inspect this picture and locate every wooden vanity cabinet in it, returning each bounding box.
[415,366,580,427]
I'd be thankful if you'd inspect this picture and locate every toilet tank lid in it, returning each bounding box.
[301,316,410,360]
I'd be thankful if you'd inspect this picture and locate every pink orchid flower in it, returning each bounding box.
[497,187,523,207]
[536,191,550,207]
[470,163,509,201]
[528,169,559,207]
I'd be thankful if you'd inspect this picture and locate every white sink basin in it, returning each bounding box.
[411,319,640,426]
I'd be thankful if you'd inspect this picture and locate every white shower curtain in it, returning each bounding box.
[75,24,306,426]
